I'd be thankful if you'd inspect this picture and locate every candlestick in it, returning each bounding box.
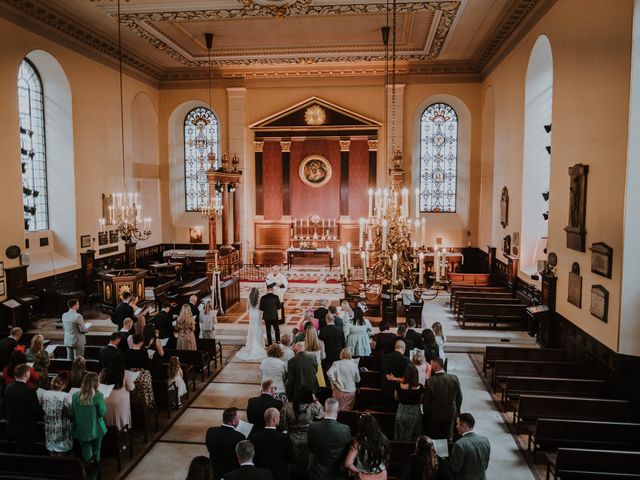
[368,189,373,218]
[361,251,367,285]
[418,252,424,286]
[401,188,408,218]
[382,220,388,251]
[359,218,365,248]
[421,218,426,247]
[414,188,420,218]
[434,244,440,285]
[346,242,352,271]
[392,253,398,286]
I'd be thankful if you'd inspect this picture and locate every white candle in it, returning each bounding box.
[361,251,368,284]
[382,220,388,251]
[419,252,424,286]
[421,218,426,248]
[401,188,408,217]
[339,246,344,275]
[322,218,325,229]
[414,188,420,217]
[359,218,365,248]
[346,242,352,270]
[434,244,440,284]
[376,189,382,219]
[307,218,309,228]
[368,188,373,218]
[414,219,421,245]
[392,253,398,286]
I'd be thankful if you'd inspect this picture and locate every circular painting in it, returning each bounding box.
[299,155,332,187]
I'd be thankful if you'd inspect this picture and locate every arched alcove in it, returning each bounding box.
[521,35,553,274]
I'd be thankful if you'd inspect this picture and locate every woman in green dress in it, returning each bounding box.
[71,372,107,462]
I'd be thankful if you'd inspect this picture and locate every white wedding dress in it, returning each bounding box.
[235,305,267,361]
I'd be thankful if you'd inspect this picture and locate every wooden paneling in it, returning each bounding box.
[255,151,264,215]
[254,222,290,250]
[283,151,291,216]
[340,150,349,216]
[368,149,377,189]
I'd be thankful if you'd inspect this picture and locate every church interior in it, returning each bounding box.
[0,0,639,478]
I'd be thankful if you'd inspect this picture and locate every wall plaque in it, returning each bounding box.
[567,262,582,308]
[590,285,609,323]
[564,163,589,251]
[299,155,332,187]
[590,242,613,279]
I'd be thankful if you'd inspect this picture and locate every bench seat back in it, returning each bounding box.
[556,448,640,475]
[519,395,628,423]
[535,419,640,452]
[506,377,607,399]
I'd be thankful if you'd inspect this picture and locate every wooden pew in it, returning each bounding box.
[448,273,493,286]
[515,395,628,430]
[338,410,395,439]
[358,370,382,389]
[492,361,587,390]
[529,419,640,456]
[49,358,101,374]
[484,346,566,376]
[153,279,179,307]
[388,441,415,478]
[354,388,387,412]
[503,376,608,406]
[462,303,527,328]
[0,453,98,479]
[547,448,640,479]
[450,286,507,306]
[196,338,223,369]
[164,349,211,382]
[178,277,210,303]
[455,296,520,317]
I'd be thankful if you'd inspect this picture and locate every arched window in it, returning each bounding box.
[184,107,219,212]
[419,103,458,213]
[18,59,48,231]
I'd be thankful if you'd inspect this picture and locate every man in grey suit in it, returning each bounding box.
[62,298,89,360]
[307,398,352,480]
[286,342,318,396]
[423,356,463,441]
[448,413,490,480]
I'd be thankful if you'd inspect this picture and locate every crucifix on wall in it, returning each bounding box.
[564,163,589,251]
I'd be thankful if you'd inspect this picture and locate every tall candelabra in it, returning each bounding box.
[99,192,152,244]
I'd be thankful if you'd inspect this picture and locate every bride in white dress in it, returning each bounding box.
[235,287,267,361]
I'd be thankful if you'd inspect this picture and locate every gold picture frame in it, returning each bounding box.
[299,155,332,188]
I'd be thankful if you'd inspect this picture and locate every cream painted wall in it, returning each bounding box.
[481,0,634,352]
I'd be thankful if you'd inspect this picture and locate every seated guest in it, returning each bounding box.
[327,347,360,411]
[297,310,318,334]
[3,350,40,388]
[113,291,134,329]
[168,355,188,405]
[0,326,22,370]
[260,344,287,402]
[99,332,123,369]
[119,317,135,352]
[186,456,214,480]
[319,312,345,371]
[99,356,135,431]
[4,363,43,453]
[72,372,107,462]
[286,342,318,397]
[421,329,440,363]
[400,435,443,480]
[280,385,324,475]
[279,334,295,362]
[25,333,50,388]
[405,319,423,350]
[206,407,245,480]
[448,413,490,480]
[199,299,217,339]
[345,413,390,479]
[176,303,197,350]
[314,299,330,329]
[125,334,150,371]
[247,379,283,433]
[154,302,175,349]
[432,322,447,364]
[39,373,73,455]
[143,324,165,379]
[395,324,415,357]
[412,350,430,385]
[327,305,344,327]
[250,408,291,480]
[393,365,424,442]
[308,398,352,480]
[382,340,411,408]
[223,440,273,480]
[347,307,372,357]
[69,356,88,388]
[372,321,397,355]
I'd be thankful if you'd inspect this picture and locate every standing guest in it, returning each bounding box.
[186,456,214,480]
[188,295,201,340]
[25,333,50,388]
[344,414,390,480]
[280,385,324,475]
[304,326,326,387]
[279,333,295,362]
[0,327,22,370]
[395,325,415,358]
[286,342,318,396]
[119,318,134,352]
[39,373,73,455]
[327,347,360,411]
[72,372,107,462]
[319,313,346,371]
[125,334,150,371]
[113,291,134,329]
[448,413,490,480]
[432,322,447,364]
[382,340,411,409]
[340,301,354,341]
[222,440,273,480]
[250,408,291,480]
[99,332,123,369]
[246,379,283,433]
[3,350,40,388]
[199,299,217,340]
[259,283,282,345]
[327,305,344,327]
[99,356,135,431]
[69,356,87,388]
[129,295,146,335]
[307,397,352,480]
[423,357,462,442]
[372,321,397,355]
[347,307,372,357]
[176,304,197,350]
[4,363,43,452]
[155,302,175,349]
[143,324,165,379]
[314,299,330,329]
[393,365,423,442]
[400,435,443,480]
[405,319,423,350]
[411,350,430,385]
[205,407,245,480]
[294,320,315,345]
[421,330,440,363]
[260,344,288,402]
[168,356,188,405]
[62,298,89,360]
[297,309,319,333]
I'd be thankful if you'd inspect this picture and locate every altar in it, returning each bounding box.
[286,247,334,269]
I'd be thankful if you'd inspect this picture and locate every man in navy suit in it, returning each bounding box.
[222,440,273,480]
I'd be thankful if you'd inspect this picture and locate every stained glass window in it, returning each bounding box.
[419,103,458,213]
[184,107,219,212]
[18,59,49,231]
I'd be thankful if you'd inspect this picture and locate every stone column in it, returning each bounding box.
[220,182,232,253]
[281,141,292,216]
[233,187,240,244]
[368,139,378,189]
[227,87,248,260]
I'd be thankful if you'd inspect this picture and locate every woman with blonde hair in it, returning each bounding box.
[26,334,50,388]
[167,355,187,404]
[340,300,354,340]
[199,299,217,339]
[176,304,197,350]
[431,322,446,363]
[411,350,430,385]
[327,347,360,411]
[71,372,107,462]
[304,326,327,388]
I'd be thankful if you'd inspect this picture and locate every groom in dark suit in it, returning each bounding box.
[259,284,282,345]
